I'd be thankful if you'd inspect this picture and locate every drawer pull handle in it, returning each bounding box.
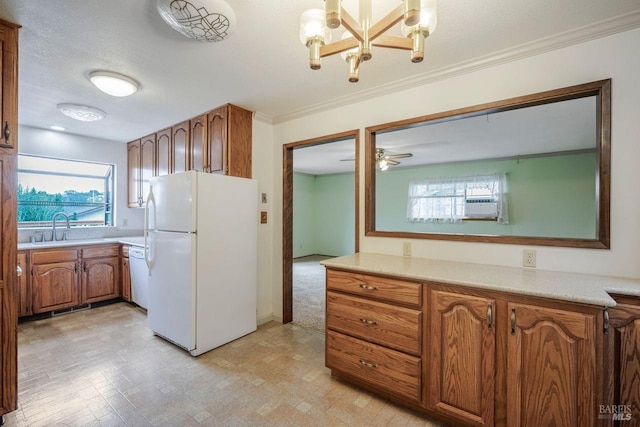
[359,359,377,369]
[487,304,493,330]
[359,318,378,326]
[510,308,516,335]
[358,283,378,291]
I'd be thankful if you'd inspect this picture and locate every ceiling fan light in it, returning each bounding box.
[57,103,107,122]
[156,0,237,42]
[89,71,139,97]
[325,0,342,29]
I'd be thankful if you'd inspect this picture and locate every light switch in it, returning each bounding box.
[260,211,268,224]
[261,193,267,204]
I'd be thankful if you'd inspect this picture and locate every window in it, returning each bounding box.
[18,155,115,228]
[406,172,509,224]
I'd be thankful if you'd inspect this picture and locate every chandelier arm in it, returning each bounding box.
[371,35,413,50]
[368,4,405,41]
[339,7,364,42]
[320,37,359,58]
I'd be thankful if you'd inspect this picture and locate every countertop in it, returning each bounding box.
[321,253,640,307]
[18,235,145,251]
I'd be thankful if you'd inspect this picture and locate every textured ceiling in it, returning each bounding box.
[0,0,639,143]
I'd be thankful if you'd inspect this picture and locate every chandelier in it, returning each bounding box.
[299,0,437,82]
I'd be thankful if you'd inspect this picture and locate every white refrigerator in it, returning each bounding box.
[144,170,257,356]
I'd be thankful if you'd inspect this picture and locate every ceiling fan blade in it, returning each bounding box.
[386,159,400,165]
[386,153,413,159]
[339,157,356,161]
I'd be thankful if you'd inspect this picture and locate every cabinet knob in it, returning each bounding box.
[3,121,9,142]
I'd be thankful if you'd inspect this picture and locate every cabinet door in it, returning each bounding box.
[127,140,141,207]
[0,21,18,150]
[121,257,131,302]
[603,296,640,424]
[82,257,119,303]
[140,133,156,204]
[32,262,79,313]
[507,302,597,427]
[190,114,207,172]
[156,127,172,176]
[172,121,190,173]
[207,106,227,174]
[17,251,30,316]
[428,289,495,426]
[0,20,19,419]
[227,104,252,178]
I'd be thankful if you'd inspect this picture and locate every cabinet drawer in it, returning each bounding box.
[326,330,421,403]
[327,291,422,356]
[81,245,119,259]
[31,248,78,264]
[326,269,422,307]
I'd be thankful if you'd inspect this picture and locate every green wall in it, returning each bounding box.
[376,152,597,239]
[293,172,355,257]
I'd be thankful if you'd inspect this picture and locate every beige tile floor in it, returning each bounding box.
[4,302,444,426]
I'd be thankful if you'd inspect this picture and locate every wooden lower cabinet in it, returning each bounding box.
[81,245,120,304]
[17,251,31,317]
[602,294,640,424]
[428,287,495,426]
[121,246,131,302]
[32,261,79,313]
[506,302,597,426]
[325,268,618,427]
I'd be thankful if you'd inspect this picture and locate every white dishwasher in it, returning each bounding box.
[129,246,149,309]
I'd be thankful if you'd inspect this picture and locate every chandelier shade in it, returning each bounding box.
[299,0,438,82]
[156,0,236,42]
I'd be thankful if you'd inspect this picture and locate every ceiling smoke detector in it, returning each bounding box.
[156,0,236,42]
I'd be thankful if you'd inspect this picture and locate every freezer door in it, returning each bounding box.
[149,171,197,233]
[147,230,196,351]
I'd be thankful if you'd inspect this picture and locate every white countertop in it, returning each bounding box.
[18,235,145,250]
[321,253,640,307]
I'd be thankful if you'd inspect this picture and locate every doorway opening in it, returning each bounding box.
[282,130,359,327]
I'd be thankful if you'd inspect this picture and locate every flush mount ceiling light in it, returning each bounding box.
[89,71,139,97]
[300,0,437,82]
[156,0,236,42]
[57,103,107,122]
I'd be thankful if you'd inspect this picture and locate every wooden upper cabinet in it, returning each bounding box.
[226,104,252,178]
[127,140,141,208]
[0,20,18,150]
[140,133,156,204]
[428,288,495,427]
[190,114,207,172]
[507,302,597,427]
[127,135,156,208]
[156,127,172,176]
[172,121,190,173]
[208,106,227,174]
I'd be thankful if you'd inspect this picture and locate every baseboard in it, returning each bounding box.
[257,313,283,325]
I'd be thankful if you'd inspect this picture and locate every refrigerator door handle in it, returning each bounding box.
[145,188,156,270]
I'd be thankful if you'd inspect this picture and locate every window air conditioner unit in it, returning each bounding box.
[465,198,498,218]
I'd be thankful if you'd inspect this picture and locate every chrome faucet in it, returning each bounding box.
[52,212,70,241]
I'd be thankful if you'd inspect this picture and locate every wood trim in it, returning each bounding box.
[368,4,404,40]
[282,130,360,324]
[364,79,612,249]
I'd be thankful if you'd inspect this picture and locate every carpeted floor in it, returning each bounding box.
[292,255,333,333]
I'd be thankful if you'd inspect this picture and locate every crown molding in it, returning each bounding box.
[270,10,640,125]
[252,111,274,125]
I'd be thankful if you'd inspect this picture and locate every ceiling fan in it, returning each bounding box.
[375,148,413,170]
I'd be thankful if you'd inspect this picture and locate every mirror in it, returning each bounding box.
[365,79,610,248]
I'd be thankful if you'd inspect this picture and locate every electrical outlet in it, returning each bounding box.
[260,211,268,224]
[402,242,412,257]
[523,249,536,268]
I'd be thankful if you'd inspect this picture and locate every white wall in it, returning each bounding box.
[18,125,144,235]
[265,28,640,320]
